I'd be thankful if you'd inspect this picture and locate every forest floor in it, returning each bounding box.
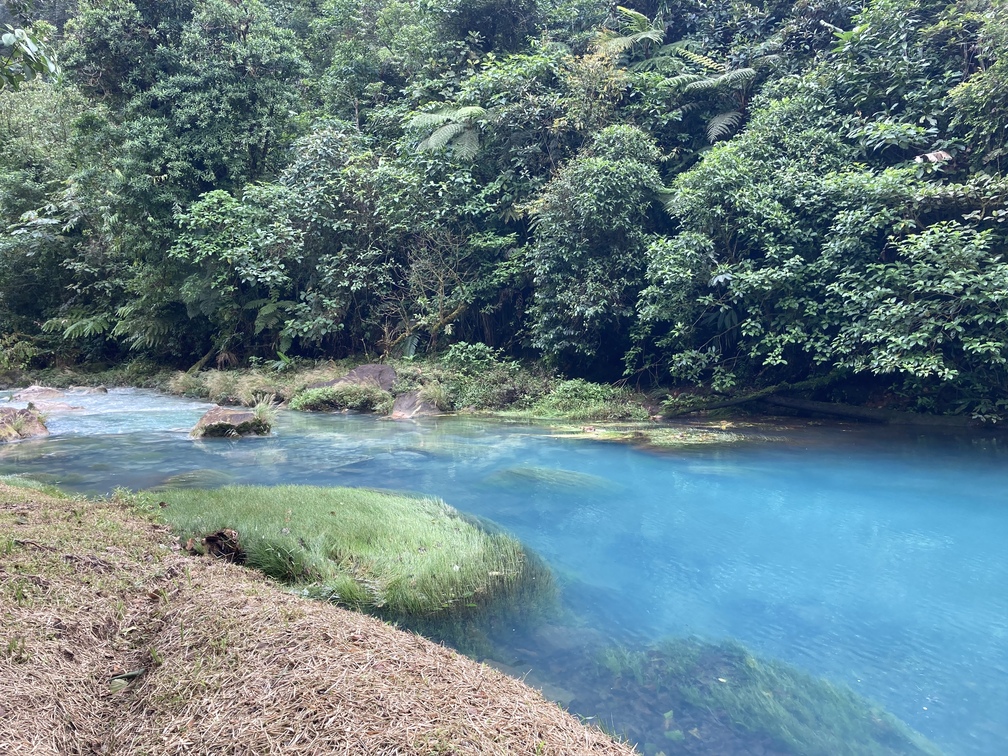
[0,481,635,755]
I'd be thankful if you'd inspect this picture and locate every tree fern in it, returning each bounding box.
[597,6,664,57]
[707,111,744,142]
[409,105,487,158]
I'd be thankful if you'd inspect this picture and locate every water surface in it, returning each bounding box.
[3,389,1006,754]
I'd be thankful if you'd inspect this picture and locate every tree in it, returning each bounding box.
[529,125,665,376]
[0,23,58,90]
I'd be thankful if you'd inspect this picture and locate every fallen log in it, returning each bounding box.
[761,395,980,427]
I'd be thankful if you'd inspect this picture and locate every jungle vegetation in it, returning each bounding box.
[0,0,1006,418]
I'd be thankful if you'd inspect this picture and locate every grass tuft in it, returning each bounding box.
[147,485,556,621]
[288,384,394,413]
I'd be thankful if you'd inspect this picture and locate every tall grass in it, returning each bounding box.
[151,485,555,621]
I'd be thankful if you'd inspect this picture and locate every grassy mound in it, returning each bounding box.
[149,485,555,621]
[594,639,941,756]
[288,384,393,413]
[0,481,631,755]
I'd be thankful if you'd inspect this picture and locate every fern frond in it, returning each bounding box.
[420,122,465,151]
[598,29,663,54]
[665,73,707,89]
[707,110,743,143]
[719,67,756,87]
[454,128,480,159]
[408,108,454,130]
[683,77,720,92]
[615,6,652,32]
[676,48,724,73]
[452,105,487,121]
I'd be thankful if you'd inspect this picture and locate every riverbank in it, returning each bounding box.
[0,481,634,754]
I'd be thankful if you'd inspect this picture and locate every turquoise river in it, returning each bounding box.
[2,389,1006,755]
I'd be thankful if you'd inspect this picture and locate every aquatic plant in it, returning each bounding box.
[288,384,393,413]
[149,485,556,622]
[485,465,615,492]
[548,422,748,449]
[593,639,941,756]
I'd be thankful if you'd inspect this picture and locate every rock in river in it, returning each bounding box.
[390,390,442,420]
[0,407,49,442]
[11,385,64,401]
[191,406,271,438]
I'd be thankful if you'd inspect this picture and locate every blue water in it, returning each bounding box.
[3,389,1007,754]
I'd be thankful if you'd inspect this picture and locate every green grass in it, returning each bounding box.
[288,384,394,413]
[148,485,555,621]
[597,639,941,756]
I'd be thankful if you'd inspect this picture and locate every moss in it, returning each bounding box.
[595,639,941,756]
[545,422,750,449]
[288,384,393,413]
[146,485,556,623]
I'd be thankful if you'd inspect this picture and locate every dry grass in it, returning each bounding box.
[0,482,635,755]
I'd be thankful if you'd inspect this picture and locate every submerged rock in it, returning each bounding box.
[70,384,108,394]
[391,390,443,420]
[150,468,236,491]
[485,465,615,492]
[0,407,49,442]
[11,385,64,401]
[311,363,397,392]
[191,406,271,438]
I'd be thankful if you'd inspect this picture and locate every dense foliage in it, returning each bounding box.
[1,0,1005,416]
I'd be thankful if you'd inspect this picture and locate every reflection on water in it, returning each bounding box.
[3,388,1008,754]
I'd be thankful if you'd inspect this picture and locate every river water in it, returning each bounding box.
[2,388,1006,755]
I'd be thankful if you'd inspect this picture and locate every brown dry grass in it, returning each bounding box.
[0,483,636,755]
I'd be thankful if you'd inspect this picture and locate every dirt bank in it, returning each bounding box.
[0,482,634,755]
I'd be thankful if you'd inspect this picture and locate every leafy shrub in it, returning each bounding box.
[531,379,650,421]
[289,384,393,413]
[440,343,548,410]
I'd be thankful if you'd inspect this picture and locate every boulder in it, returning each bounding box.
[30,402,84,413]
[71,385,108,394]
[191,406,270,438]
[11,385,64,401]
[0,407,49,442]
[390,390,443,420]
[311,364,396,392]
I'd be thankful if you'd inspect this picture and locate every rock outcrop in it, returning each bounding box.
[11,385,64,401]
[0,407,49,442]
[390,390,443,420]
[191,406,270,438]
